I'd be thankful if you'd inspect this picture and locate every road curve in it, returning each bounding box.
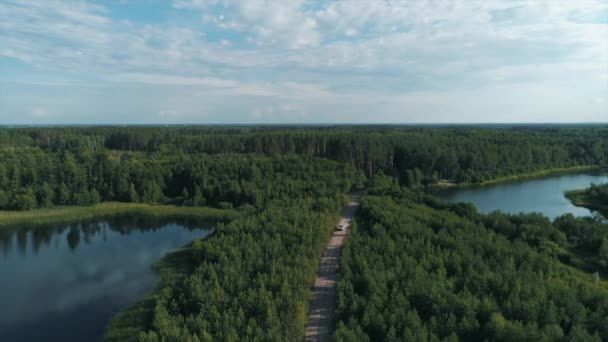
[304,191,362,342]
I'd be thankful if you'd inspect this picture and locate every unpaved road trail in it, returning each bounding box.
[304,191,362,342]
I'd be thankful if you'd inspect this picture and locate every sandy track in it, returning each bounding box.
[304,191,362,342]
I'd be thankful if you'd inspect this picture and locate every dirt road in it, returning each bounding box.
[304,191,362,342]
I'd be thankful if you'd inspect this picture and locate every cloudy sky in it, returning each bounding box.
[1,0,607,124]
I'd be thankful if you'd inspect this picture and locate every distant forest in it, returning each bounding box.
[0,126,606,210]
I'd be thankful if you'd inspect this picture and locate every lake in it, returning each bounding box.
[437,173,608,219]
[0,216,212,342]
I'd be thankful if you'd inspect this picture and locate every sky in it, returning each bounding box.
[0,0,607,124]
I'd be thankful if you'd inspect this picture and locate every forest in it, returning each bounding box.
[106,157,356,341]
[334,179,608,341]
[0,125,606,211]
[0,148,363,211]
[0,126,607,341]
[583,183,608,204]
[565,183,608,215]
[571,183,608,205]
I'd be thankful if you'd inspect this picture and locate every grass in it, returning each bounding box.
[428,165,603,191]
[427,165,604,193]
[564,189,608,214]
[477,165,602,186]
[0,202,242,227]
[565,189,588,206]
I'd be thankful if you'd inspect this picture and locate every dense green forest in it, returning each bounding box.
[565,183,608,217]
[1,126,607,341]
[106,158,357,341]
[582,183,608,204]
[0,126,606,211]
[335,180,608,341]
[0,148,363,210]
[567,183,608,205]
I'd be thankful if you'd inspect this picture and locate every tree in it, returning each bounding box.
[182,187,190,205]
[73,188,91,206]
[38,182,55,207]
[143,180,163,204]
[129,183,139,203]
[90,188,101,205]
[58,183,71,205]
[192,185,206,206]
[599,238,608,264]
[0,190,9,209]
[116,173,130,202]
[12,188,37,210]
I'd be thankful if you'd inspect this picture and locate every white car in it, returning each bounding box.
[337,224,346,231]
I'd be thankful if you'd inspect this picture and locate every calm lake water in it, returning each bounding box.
[0,217,211,342]
[438,173,608,219]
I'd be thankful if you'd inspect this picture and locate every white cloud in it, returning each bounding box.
[31,106,51,118]
[250,103,305,121]
[180,0,321,49]
[158,109,181,119]
[0,0,606,123]
[4,0,606,79]
[108,73,236,87]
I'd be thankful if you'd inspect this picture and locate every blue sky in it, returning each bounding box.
[0,0,607,124]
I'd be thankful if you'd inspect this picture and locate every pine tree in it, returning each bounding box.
[58,183,71,205]
[90,188,101,204]
[599,238,608,263]
[128,183,139,203]
[38,182,55,207]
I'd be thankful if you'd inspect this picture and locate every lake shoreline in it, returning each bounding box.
[0,202,244,341]
[0,215,216,342]
[565,190,608,214]
[429,165,604,191]
[103,237,207,341]
[436,171,608,219]
[0,202,241,228]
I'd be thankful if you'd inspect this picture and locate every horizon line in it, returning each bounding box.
[1,122,607,128]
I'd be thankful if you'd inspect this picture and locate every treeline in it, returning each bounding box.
[565,183,608,215]
[106,169,354,341]
[335,182,608,341]
[0,147,362,210]
[1,126,606,185]
[581,183,608,204]
[2,126,606,340]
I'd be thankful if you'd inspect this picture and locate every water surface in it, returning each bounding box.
[0,216,211,342]
[438,173,608,219]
